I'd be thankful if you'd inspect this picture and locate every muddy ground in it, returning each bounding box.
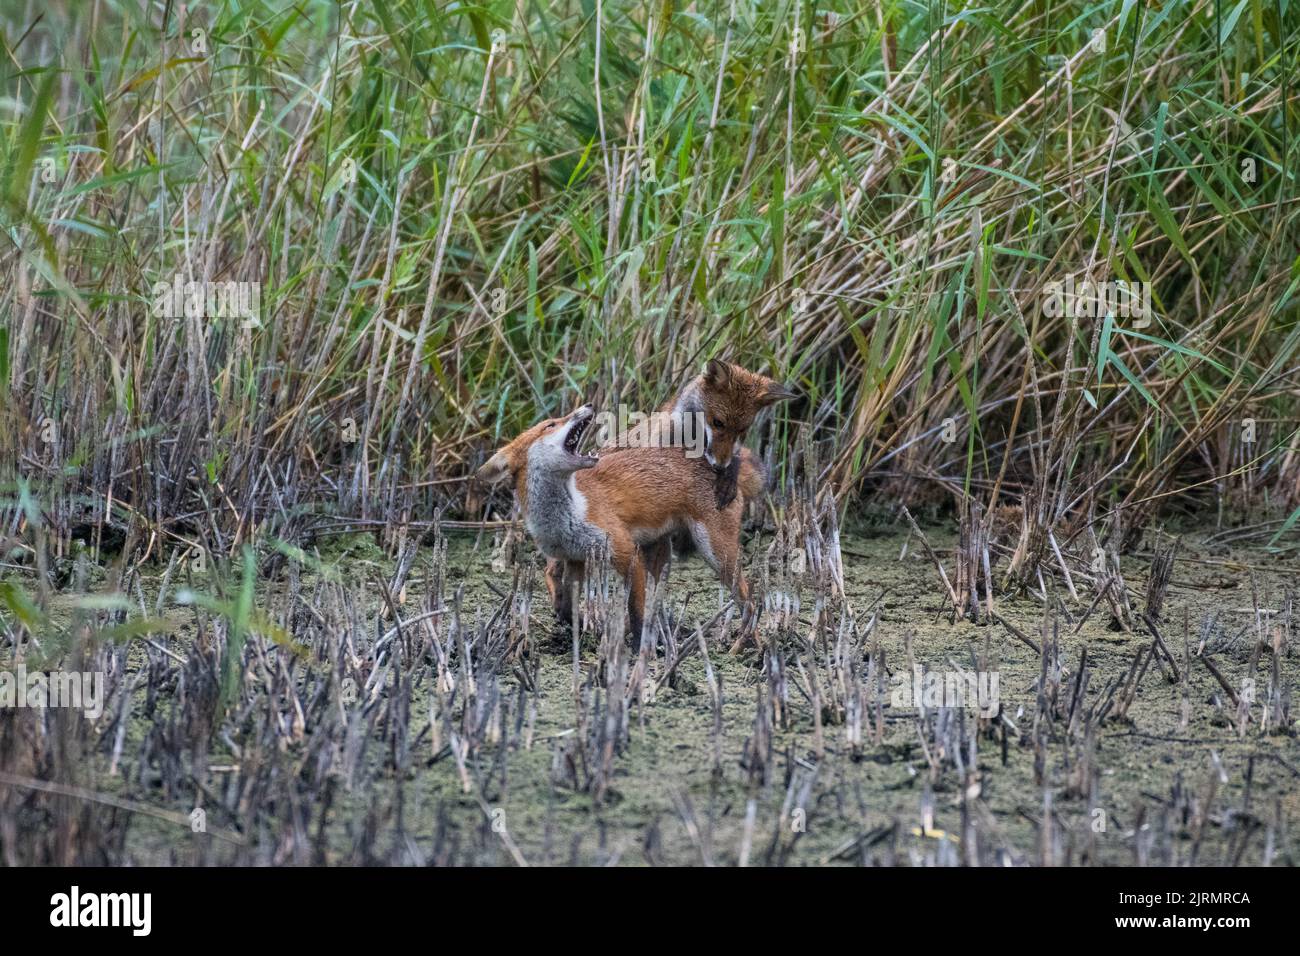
[4,520,1298,866]
[403,526,1298,865]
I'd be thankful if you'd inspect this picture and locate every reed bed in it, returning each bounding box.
[0,0,1297,562]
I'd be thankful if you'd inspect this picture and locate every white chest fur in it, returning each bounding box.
[525,468,606,560]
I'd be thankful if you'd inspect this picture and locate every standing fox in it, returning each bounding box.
[476,405,751,647]
[616,360,796,608]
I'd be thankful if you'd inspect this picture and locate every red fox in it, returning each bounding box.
[476,405,751,648]
[670,361,795,462]
[626,360,795,612]
[632,359,796,509]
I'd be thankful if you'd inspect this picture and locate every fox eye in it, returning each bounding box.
[712,418,724,429]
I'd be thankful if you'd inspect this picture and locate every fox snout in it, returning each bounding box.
[704,438,738,472]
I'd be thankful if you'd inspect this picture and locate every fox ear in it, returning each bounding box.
[703,359,732,387]
[476,450,512,484]
[759,381,798,406]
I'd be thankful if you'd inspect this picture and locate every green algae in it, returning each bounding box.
[9,525,1298,866]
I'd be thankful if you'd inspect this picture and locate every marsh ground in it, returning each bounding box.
[422,527,1298,865]
[18,518,1293,867]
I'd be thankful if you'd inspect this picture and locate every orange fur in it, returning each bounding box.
[667,359,795,482]
[483,362,794,651]
[478,409,752,648]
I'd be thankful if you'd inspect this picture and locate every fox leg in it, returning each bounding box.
[610,537,646,651]
[545,558,567,622]
[690,511,758,652]
[547,558,584,628]
[688,514,749,601]
[627,550,647,652]
[641,537,672,606]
